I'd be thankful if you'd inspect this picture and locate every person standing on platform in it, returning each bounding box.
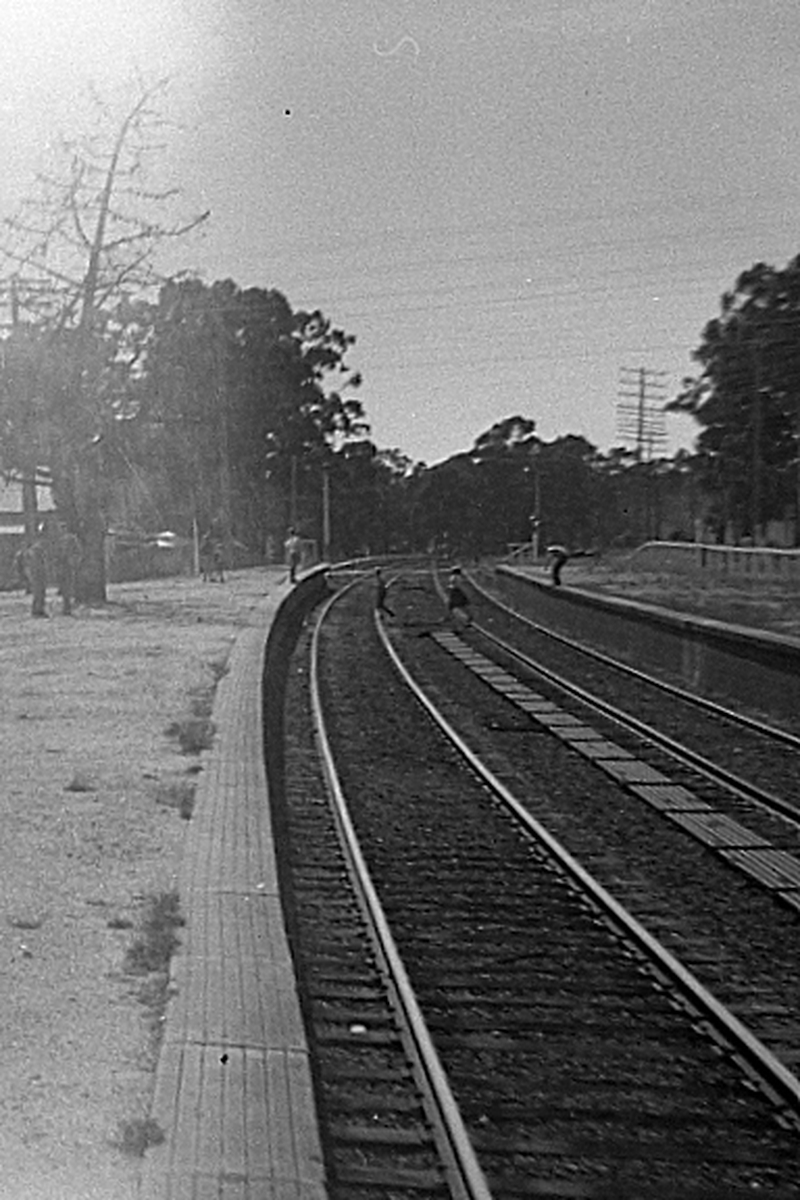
[547,544,570,587]
[285,528,301,583]
[547,544,595,586]
[22,531,48,618]
[56,529,81,615]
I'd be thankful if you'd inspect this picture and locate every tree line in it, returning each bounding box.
[1,81,798,601]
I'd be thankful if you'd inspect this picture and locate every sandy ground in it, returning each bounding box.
[0,569,278,1200]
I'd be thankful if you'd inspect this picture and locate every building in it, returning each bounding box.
[0,476,54,589]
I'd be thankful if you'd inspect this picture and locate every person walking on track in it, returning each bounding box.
[374,567,395,619]
[446,567,472,626]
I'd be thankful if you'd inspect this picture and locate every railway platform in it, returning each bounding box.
[139,577,327,1200]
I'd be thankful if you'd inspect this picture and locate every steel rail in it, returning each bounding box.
[468,614,800,827]
[374,605,800,1118]
[310,580,493,1200]
[468,570,800,753]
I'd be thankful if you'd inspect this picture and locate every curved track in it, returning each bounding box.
[452,568,800,913]
[276,569,800,1198]
[467,567,800,803]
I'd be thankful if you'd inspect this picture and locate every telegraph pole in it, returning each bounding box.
[750,340,764,545]
[213,311,234,565]
[322,466,331,560]
[618,366,668,542]
[290,455,298,529]
[617,366,668,460]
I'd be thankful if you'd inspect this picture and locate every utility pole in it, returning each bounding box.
[213,312,234,565]
[322,466,331,560]
[750,339,764,546]
[527,441,542,561]
[618,366,668,541]
[617,366,668,461]
[290,455,298,529]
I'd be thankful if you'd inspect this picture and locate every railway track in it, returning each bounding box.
[468,567,800,809]
[273,569,800,1197]
[456,568,800,911]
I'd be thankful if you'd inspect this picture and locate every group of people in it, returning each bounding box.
[15,517,81,618]
[372,544,591,627]
[375,565,472,626]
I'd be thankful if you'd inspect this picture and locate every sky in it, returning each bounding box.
[2,1,800,466]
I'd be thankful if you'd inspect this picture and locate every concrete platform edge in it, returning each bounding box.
[138,572,331,1200]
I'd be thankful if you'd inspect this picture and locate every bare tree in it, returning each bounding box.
[0,77,208,601]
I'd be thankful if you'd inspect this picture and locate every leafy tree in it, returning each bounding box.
[669,258,800,542]
[132,279,365,554]
[401,420,689,557]
[0,79,208,599]
[408,416,539,556]
[535,434,604,550]
[325,439,383,556]
[372,448,424,553]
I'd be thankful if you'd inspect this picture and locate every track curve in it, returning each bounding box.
[276,568,800,1198]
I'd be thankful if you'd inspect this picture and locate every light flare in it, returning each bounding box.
[0,0,207,108]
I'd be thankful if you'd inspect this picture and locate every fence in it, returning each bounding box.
[629,541,800,583]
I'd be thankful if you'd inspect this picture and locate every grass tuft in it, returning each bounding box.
[107,914,134,930]
[208,657,229,683]
[123,890,184,977]
[65,770,96,792]
[164,716,216,754]
[154,777,197,820]
[123,891,184,1065]
[164,655,228,755]
[114,1116,165,1157]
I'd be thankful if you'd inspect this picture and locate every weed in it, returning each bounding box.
[114,1117,165,1157]
[7,915,44,930]
[123,891,184,977]
[189,687,213,720]
[164,656,228,754]
[154,777,197,820]
[107,915,134,930]
[65,770,96,793]
[123,891,184,1065]
[208,656,229,683]
[164,715,216,754]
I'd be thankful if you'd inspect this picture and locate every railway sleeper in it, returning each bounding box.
[330,1161,450,1194]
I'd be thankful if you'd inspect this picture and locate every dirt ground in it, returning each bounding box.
[0,569,278,1200]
